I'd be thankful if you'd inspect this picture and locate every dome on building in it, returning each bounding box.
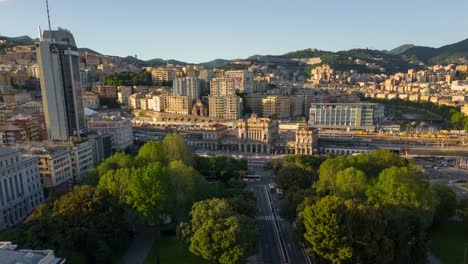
[421,87,433,94]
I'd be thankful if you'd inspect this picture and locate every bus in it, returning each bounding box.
[243,175,261,182]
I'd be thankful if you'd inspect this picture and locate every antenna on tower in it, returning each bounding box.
[46,0,52,31]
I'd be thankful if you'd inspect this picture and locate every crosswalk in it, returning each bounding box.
[255,215,285,221]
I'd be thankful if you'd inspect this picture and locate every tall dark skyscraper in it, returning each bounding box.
[37,28,86,141]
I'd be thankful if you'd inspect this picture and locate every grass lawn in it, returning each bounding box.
[144,235,208,264]
[429,221,468,264]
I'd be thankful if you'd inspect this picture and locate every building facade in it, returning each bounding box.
[262,96,290,119]
[82,91,99,109]
[208,96,242,120]
[210,77,236,96]
[0,149,44,231]
[237,113,278,154]
[37,29,86,141]
[163,95,192,115]
[87,116,133,151]
[308,102,376,130]
[117,86,132,104]
[225,70,253,93]
[173,77,201,100]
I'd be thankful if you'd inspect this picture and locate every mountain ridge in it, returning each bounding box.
[2,34,468,72]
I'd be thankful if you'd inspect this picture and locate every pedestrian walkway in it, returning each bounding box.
[255,215,285,221]
[122,226,158,264]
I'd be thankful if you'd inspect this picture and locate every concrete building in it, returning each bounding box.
[308,102,376,130]
[87,116,133,151]
[245,93,266,116]
[0,241,65,263]
[0,71,12,90]
[0,124,24,145]
[237,113,277,154]
[97,86,118,100]
[117,86,132,104]
[262,96,290,119]
[37,29,86,141]
[151,67,176,82]
[295,127,318,155]
[128,93,145,109]
[87,132,112,165]
[173,77,201,100]
[210,77,236,96]
[208,96,242,120]
[82,91,99,109]
[225,70,253,93]
[0,149,44,231]
[163,95,192,115]
[30,146,73,195]
[66,140,94,183]
[461,104,468,116]
[2,93,32,108]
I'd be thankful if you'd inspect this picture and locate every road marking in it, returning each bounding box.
[264,186,290,264]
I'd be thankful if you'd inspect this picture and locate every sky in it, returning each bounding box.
[1,0,468,63]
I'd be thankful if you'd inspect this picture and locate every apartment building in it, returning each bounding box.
[117,86,132,104]
[97,86,118,99]
[163,95,192,115]
[82,91,99,109]
[0,149,44,230]
[262,96,290,119]
[87,116,133,151]
[210,77,236,96]
[173,77,201,100]
[208,96,242,120]
[225,70,253,93]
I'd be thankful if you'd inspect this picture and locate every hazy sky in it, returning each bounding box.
[1,0,468,62]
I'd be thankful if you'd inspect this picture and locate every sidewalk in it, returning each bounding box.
[122,226,159,264]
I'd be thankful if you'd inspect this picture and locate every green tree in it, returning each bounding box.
[97,167,131,204]
[226,190,256,217]
[135,141,167,167]
[275,164,312,191]
[335,167,367,198]
[97,152,133,176]
[431,182,457,225]
[167,160,209,211]
[301,196,353,263]
[279,187,315,220]
[188,198,234,231]
[315,157,349,194]
[126,162,170,224]
[189,215,258,264]
[82,168,100,186]
[366,166,435,210]
[50,186,129,262]
[345,200,393,264]
[162,133,194,165]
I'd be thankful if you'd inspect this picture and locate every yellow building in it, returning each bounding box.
[237,113,278,154]
[151,67,176,83]
[461,104,468,116]
[208,95,241,120]
[163,95,192,115]
[245,93,266,115]
[210,77,236,96]
[295,127,318,155]
[262,96,290,119]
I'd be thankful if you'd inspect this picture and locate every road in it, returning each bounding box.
[414,157,468,199]
[248,164,309,264]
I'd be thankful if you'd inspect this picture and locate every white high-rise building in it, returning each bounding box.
[0,149,44,230]
[37,29,86,141]
[225,70,254,93]
[173,77,201,100]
